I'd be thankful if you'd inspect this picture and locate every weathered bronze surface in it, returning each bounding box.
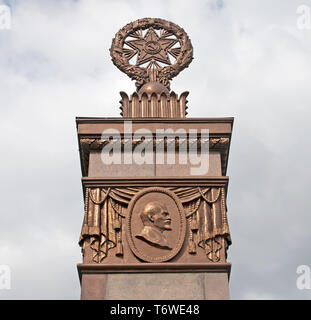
[127,187,186,262]
[135,202,173,250]
[79,181,231,264]
[76,18,233,300]
[110,18,193,91]
[119,91,189,118]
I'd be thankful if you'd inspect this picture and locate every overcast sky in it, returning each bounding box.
[0,0,311,299]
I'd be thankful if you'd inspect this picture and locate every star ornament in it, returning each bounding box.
[124,27,181,67]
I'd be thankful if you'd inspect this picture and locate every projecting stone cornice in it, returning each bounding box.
[76,117,233,177]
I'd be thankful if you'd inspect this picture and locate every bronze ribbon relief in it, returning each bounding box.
[79,186,231,263]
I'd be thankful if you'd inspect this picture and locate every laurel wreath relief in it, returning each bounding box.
[110,18,193,90]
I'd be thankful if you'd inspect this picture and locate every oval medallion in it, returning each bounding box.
[126,187,186,262]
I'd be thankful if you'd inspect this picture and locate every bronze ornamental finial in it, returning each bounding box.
[77,16,233,300]
[110,18,193,92]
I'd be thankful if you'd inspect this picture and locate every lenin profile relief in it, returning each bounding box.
[126,187,186,262]
[135,202,172,250]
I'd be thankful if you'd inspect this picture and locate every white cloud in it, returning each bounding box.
[0,0,311,299]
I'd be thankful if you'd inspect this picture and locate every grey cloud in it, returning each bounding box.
[0,0,311,299]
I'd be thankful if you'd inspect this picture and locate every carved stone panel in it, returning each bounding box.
[79,182,231,264]
[126,187,186,262]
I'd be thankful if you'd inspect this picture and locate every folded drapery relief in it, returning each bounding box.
[79,186,231,263]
